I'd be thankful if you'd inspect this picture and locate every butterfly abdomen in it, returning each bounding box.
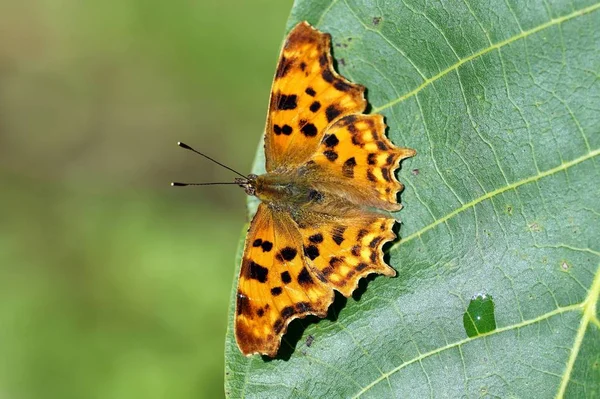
[253,173,321,206]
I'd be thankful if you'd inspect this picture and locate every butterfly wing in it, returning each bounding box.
[308,114,416,212]
[298,214,397,297]
[264,21,366,172]
[234,203,335,357]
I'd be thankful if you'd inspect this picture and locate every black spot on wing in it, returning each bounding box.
[282,306,296,318]
[367,170,377,182]
[324,150,338,162]
[308,189,324,202]
[270,287,282,296]
[386,154,395,165]
[277,94,298,110]
[342,157,356,178]
[281,271,292,284]
[367,153,377,165]
[252,239,263,247]
[261,241,273,252]
[369,236,383,248]
[322,69,334,83]
[334,80,353,92]
[274,319,284,334]
[381,168,392,182]
[323,134,339,147]
[357,229,368,240]
[300,123,318,137]
[322,266,334,276]
[377,141,388,151]
[276,56,292,78]
[236,291,250,316]
[309,101,321,112]
[295,302,311,313]
[370,251,377,263]
[329,257,343,268]
[248,261,268,283]
[332,226,346,245]
[325,105,342,122]
[305,245,320,260]
[305,87,316,96]
[297,267,314,285]
[277,247,297,262]
[281,124,293,135]
[309,233,324,244]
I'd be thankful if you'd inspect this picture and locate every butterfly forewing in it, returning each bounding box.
[235,203,334,357]
[265,22,366,172]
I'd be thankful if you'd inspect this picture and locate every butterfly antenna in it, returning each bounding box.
[176,141,248,179]
[171,182,241,187]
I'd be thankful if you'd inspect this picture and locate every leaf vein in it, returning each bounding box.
[352,302,584,398]
[390,149,600,253]
[372,2,600,113]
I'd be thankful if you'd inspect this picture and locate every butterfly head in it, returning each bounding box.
[235,174,258,196]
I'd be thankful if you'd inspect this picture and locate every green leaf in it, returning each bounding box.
[225,0,600,397]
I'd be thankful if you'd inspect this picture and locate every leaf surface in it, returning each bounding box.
[225,0,600,397]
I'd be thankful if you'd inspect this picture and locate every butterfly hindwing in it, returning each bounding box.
[298,215,396,297]
[235,203,334,357]
[265,22,366,172]
[309,114,416,211]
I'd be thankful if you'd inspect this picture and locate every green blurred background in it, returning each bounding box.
[0,1,293,397]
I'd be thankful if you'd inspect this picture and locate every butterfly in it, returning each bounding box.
[233,21,415,357]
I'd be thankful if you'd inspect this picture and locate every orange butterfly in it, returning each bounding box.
[232,21,415,357]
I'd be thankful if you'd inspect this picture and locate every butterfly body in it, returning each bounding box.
[234,21,415,357]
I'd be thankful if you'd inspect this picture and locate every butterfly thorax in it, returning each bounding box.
[239,172,321,207]
[237,171,380,222]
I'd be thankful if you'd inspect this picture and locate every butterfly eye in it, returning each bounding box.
[308,189,324,203]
